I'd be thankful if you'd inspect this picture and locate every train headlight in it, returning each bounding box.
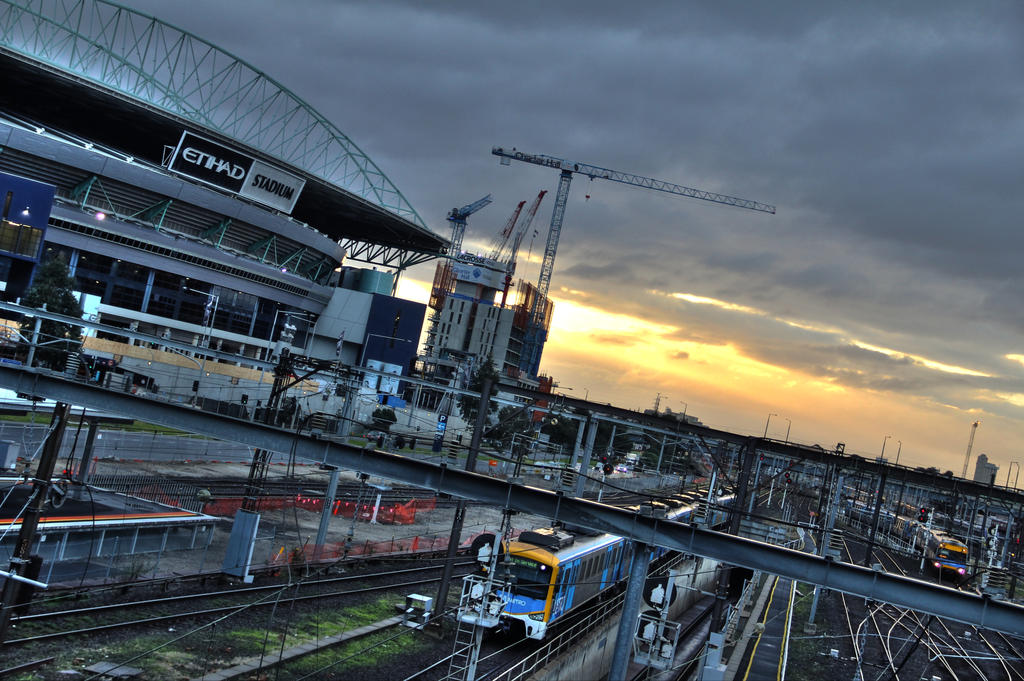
[957,567,966,575]
[933,561,941,568]
[528,613,545,621]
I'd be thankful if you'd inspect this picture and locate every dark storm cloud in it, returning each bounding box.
[979,282,1024,334]
[118,1,1024,431]
[773,264,875,302]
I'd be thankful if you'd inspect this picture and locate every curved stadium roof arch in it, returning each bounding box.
[0,0,442,264]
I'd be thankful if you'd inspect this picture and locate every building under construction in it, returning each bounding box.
[423,191,552,386]
[425,257,551,384]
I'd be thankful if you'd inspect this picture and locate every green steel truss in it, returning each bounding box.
[0,0,427,229]
[64,174,336,282]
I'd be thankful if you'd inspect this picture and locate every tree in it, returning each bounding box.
[540,411,579,450]
[372,407,397,432]
[488,404,533,448]
[20,258,82,371]
[457,356,500,424]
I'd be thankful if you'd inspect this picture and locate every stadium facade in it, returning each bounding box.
[0,0,450,426]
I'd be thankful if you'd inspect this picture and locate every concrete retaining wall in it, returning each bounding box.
[529,555,719,681]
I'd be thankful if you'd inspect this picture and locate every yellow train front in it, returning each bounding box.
[925,531,968,576]
[500,528,631,639]
[493,492,734,640]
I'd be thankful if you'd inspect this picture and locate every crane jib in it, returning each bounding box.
[492,143,775,375]
[492,146,775,215]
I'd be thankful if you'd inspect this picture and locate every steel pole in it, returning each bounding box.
[0,401,70,642]
[863,468,889,567]
[574,413,597,497]
[314,466,340,560]
[608,542,651,681]
[24,313,42,368]
[435,377,493,618]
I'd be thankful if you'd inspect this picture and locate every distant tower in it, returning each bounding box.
[973,453,998,485]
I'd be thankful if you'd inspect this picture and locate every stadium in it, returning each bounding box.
[0,0,450,425]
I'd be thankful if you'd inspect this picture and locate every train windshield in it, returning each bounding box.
[937,546,966,560]
[507,556,552,600]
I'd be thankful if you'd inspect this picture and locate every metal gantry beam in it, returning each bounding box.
[6,299,1022,509]
[2,365,1024,637]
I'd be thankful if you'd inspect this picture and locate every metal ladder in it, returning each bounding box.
[445,574,506,681]
[446,511,515,681]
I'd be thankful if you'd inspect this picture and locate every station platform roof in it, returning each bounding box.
[0,477,213,533]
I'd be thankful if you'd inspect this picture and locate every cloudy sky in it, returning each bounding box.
[123,0,1024,475]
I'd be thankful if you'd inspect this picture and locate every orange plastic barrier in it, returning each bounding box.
[205,495,435,525]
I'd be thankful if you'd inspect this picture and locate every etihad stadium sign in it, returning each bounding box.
[168,131,305,214]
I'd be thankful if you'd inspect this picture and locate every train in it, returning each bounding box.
[922,531,968,576]
[843,500,969,577]
[479,491,735,640]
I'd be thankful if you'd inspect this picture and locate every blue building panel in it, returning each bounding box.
[0,171,55,301]
[1,171,54,257]
[362,294,425,396]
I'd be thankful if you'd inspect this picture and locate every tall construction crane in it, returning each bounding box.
[489,191,548,307]
[487,200,526,261]
[447,194,492,255]
[498,190,547,307]
[960,420,981,479]
[492,146,776,375]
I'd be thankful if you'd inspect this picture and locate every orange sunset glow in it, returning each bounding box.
[400,274,1015,476]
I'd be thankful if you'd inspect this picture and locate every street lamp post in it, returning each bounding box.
[763,413,776,439]
[185,287,219,349]
[266,309,317,360]
[1006,461,1020,489]
[880,435,891,461]
[894,440,902,467]
[784,418,791,444]
[562,385,590,402]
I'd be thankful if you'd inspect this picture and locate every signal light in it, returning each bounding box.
[918,507,930,523]
[784,470,792,484]
[602,463,614,476]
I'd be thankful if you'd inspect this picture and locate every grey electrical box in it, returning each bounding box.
[0,440,20,469]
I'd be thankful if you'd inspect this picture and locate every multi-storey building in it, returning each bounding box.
[974,453,999,486]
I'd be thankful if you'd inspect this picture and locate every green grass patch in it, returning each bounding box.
[276,627,430,680]
[0,413,192,435]
[17,594,411,680]
[277,595,394,646]
[783,583,848,681]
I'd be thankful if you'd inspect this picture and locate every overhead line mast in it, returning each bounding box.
[492,146,776,375]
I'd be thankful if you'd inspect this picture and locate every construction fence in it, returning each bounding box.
[202,494,437,525]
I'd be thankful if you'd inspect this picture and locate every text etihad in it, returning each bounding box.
[182,147,246,179]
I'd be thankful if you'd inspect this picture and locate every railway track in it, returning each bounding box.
[834,536,1024,680]
[7,559,473,647]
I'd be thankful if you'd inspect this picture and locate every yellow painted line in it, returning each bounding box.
[778,579,797,681]
[741,575,781,681]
